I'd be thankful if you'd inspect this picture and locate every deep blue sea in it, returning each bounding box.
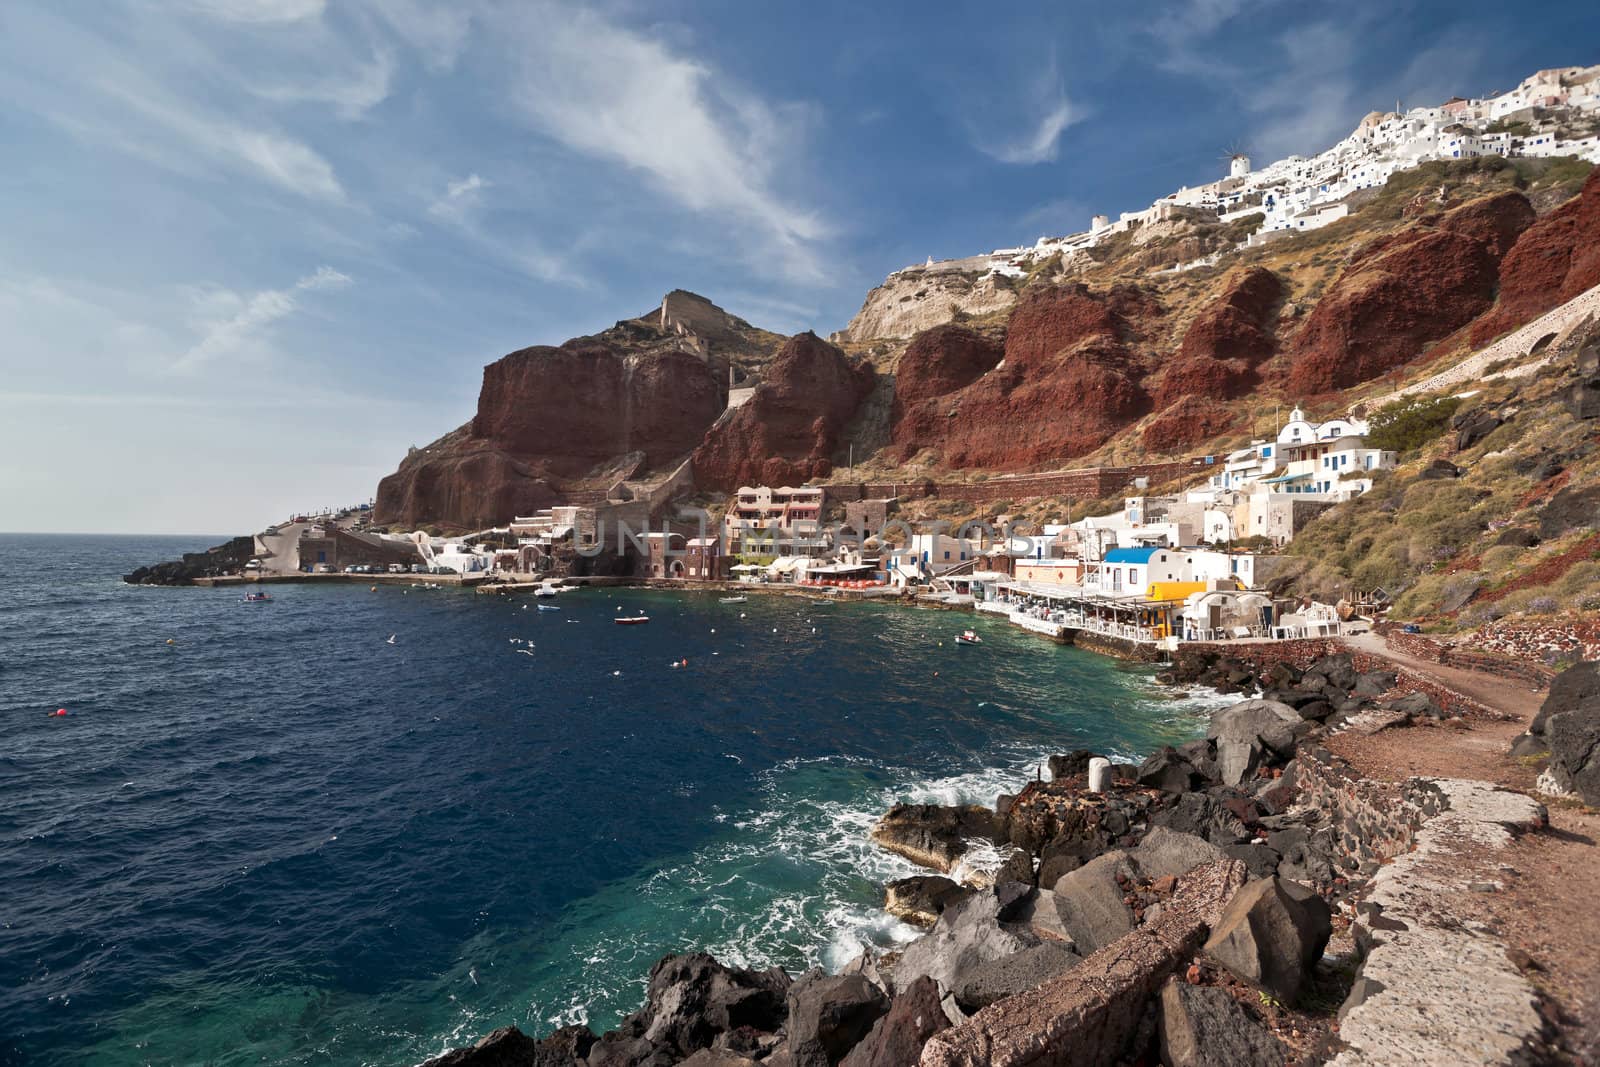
[0,534,1218,1066]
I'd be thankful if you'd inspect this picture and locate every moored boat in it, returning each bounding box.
[243,591,273,603]
[615,615,650,625]
[956,629,982,645]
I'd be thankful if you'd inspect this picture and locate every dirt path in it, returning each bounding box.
[1325,635,1599,1059]
[1341,630,1546,720]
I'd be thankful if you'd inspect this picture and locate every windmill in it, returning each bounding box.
[1221,141,1252,179]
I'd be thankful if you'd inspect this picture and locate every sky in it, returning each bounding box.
[1,1,1596,535]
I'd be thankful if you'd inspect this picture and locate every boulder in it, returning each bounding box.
[1158,978,1287,1067]
[1222,841,1282,881]
[870,804,1001,872]
[953,941,1082,1010]
[1530,661,1600,736]
[1151,791,1251,846]
[420,1027,547,1067]
[1545,705,1600,805]
[1216,738,1265,787]
[890,886,1038,994]
[1455,407,1503,450]
[1384,691,1443,720]
[1208,699,1301,758]
[1048,750,1097,780]
[623,954,791,1061]
[783,970,890,1067]
[1203,877,1332,1003]
[1049,849,1137,954]
[1132,826,1227,880]
[1538,484,1600,540]
[1306,653,1359,692]
[1137,746,1199,793]
[884,876,972,928]
[1352,670,1399,698]
[1177,738,1221,783]
[1508,732,1550,760]
[838,976,949,1067]
[1009,886,1074,944]
[1418,457,1462,480]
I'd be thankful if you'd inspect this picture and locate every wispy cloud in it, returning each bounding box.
[176,265,351,371]
[428,172,490,221]
[180,0,326,24]
[967,53,1082,165]
[366,0,472,73]
[0,5,346,201]
[255,46,394,120]
[492,4,829,283]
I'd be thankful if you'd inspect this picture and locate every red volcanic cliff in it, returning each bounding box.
[891,325,1005,417]
[691,333,875,492]
[1142,396,1237,454]
[1284,191,1535,396]
[376,342,721,529]
[1471,169,1600,345]
[472,343,719,474]
[890,284,1154,468]
[1153,267,1283,409]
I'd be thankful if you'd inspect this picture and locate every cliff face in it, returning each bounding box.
[889,284,1155,468]
[1152,267,1283,409]
[471,343,720,473]
[692,333,876,491]
[840,268,1017,342]
[375,343,722,530]
[374,292,771,530]
[1284,191,1535,396]
[1471,169,1600,345]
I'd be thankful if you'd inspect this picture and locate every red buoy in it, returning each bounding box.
[54,708,67,716]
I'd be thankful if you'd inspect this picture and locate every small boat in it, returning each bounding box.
[243,591,273,603]
[534,586,559,598]
[614,615,651,625]
[956,630,982,645]
[538,604,560,612]
[720,596,748,604]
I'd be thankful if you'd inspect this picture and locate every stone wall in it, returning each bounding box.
[1292,746,1447,879]
[822,461,1211,510]
[1375,624,1559,687]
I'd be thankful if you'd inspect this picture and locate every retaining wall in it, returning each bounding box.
[1293,746,1447,879]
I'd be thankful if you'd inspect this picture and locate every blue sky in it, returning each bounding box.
[2,1,1595,534]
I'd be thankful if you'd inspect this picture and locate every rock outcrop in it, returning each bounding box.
[692,333,874,492]
[1285,191,1535,395]
[376,343,721,530]
[1471,168,1600,345]
[1152,267,1283,409]
[889,325,1005,431]
[840,267,1017,342]
[890,284,1154,469]
[1141,396,1236,453]
[374,292,782,530]
[123,535,256,585]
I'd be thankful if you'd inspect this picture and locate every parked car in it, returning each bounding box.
[244,559,262,571]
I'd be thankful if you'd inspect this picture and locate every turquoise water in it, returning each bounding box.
[0,535,1216,1066]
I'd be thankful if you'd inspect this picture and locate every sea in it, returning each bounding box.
[0,534,1223,1066]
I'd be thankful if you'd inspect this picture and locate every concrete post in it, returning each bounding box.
[1088,757,1111,794]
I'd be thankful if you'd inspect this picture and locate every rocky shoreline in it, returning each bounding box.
[419,649,1571,1066]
